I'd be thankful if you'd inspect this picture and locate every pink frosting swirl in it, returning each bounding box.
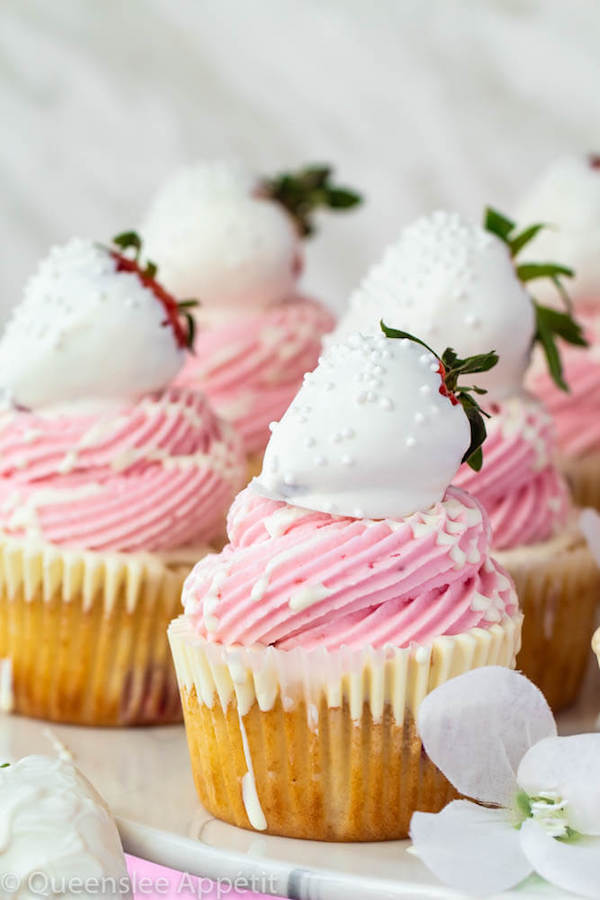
[175,296,335,454]
[0,387,245,552]
[182,485,518,651]
[527,310,600,458]
[453,397,571,550]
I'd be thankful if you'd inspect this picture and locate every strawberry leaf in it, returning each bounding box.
[535,308,566,392]
[178,298,200,351]
[144,260,158,280]
[533,302,588,392]
[465,445,483,472]
[483,205,587,391]
[535,305,587,346]
[326,187,363,208]
[112,230,142,261]
[380,322,441,360]
[484,207,515,244]
[516,262,574,283]
[264,164,362,237]
[380,323,497,470]
[508,222,547,257]
[441,350,499,388]
[439,346,499,395]
[177,299,200,309]
[182,311,196,351]
[458,393,488,470]
[549,274,574,313]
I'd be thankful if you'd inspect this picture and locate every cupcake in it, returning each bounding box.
[453,399,598,711]
[517,155,600,509]
[168,328,522,841]
[0,235,245,726]
[335,210,598,710]
[0,755,130,898]
[141,161,361,475]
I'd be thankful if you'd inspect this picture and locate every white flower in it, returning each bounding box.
[410,667,600,899]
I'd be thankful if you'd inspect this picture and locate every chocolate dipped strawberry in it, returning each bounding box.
[0,234,197,411]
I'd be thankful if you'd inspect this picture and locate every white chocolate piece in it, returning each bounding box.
[142,160,301,321]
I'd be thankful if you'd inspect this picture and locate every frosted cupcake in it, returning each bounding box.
[518,155,600,508]
[142,162,361,473]
[335,210,598,710]
[168,329,521,841]
[0,235,245,725]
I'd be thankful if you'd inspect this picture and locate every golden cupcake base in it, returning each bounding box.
[169,613,522,841]
[560,452,600,511]
[182,689,457,841]
[496,529,600,712]
[0,536,205,726]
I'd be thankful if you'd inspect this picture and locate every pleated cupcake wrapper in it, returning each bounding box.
[168,613,522,840]
[0,535,206,726]
[560,451,600,512]
[497,533,600,712]
[592,627,600,666]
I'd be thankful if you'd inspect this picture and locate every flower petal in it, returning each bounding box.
[520,819,600,900]
[410,800,532,896]
[518,734,600,836]
[417,667,556,806]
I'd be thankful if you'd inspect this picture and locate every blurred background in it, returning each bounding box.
[2,0,600,321]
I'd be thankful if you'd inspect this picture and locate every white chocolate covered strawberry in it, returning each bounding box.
[334,209,584,398]
[141,162,360,456]
[333,211,534,401]
[254,329,497,519]
[142,161,361,324]
[0,233,196,411]
[0,756,130,897]
[516,154,600,308]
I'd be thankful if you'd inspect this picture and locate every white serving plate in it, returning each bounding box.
[1,659,598,900]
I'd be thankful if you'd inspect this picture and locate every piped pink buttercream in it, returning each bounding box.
[175,296,335,454]
[0,387,245,552]
[453,396,571,550]
[182,485,518,651]
[527,310,600,458]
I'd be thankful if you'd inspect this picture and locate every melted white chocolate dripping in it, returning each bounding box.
[0,658,13,713]
[168,614,523,723]
[237,712,267,831]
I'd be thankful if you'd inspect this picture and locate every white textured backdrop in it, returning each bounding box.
[2,0,600,321]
